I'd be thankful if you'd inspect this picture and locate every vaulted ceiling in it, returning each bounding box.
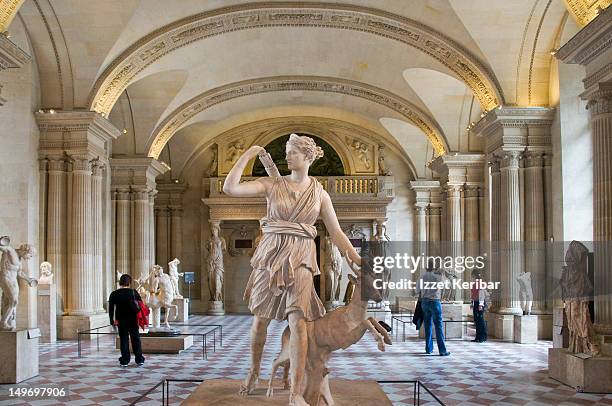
[7,0,590,178]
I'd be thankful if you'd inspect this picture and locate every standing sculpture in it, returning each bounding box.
[168,258,184,299]
[39,261,53,284]
[517,271,533,315]
[560,241,599,355]
[373,222,391,308]
[377,144,392,176]
[223,134,362,406]
[323,235,342,308]
[142,265,178,331]
[0,236,37,331]
[206,223,227,302]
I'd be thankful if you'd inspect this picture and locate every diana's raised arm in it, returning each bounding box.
[222,145,270,197]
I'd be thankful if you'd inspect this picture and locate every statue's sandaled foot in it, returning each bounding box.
[239,371,258,396]
[289,393,309,406]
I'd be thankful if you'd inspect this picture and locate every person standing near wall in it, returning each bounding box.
[109,274,145,367]
[471,270,487,342]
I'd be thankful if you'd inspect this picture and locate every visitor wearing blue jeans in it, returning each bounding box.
[421,298,449,355]
[417,260,451,356]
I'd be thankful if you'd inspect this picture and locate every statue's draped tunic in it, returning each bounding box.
[244,176,326,321]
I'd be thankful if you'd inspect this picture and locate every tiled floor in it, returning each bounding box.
[1,314,611,405]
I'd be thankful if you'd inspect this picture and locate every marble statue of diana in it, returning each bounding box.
[223,134,361,406]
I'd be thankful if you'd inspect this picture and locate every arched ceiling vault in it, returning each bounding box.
[88,2,505,116]
[146,76,449,159]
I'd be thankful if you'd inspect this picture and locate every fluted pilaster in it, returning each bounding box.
[447,185,462,301]
[171,208,183,260]
[115,190,131,275]
[66,158,94,316]
[590,86,612,329]
[490,159,501,310]
[148,191,156,267]
[155,208,170,268]
[524,153,546,312]
[91,162,105,313]
[499,152,523,314]
[133,189,150,281]
[47,159,66,313]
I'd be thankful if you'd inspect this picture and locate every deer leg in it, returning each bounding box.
[362,319,385,352]
[368,317,392,345]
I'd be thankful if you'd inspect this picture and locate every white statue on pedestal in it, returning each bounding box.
[168,258,183,299]
[206,223,226,303]
[517,271,533,315]
[223,134,368,405]
[142,265,178,331]
[0,236,38,331]
[39,261,53,284]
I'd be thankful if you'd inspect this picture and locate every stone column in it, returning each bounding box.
[133,189,150,282]
[155,208,169,267]
[148,191,156,267]
[464,185,480,299]
[428,206,441,256]
[66,158,94,316]
[447,185,462,301]
[46,158,66,314]
[524,152,546,313]
[590,85,612,330]
[499,152,523,315]
[171,208,183,260]
[115,190,131,275]
[415,205,427,243]
[489,160,501,309]
[91,162,105,313]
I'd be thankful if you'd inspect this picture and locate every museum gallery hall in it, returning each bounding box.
[0,1,611,405]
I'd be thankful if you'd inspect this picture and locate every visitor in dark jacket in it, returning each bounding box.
[109,274,145,367]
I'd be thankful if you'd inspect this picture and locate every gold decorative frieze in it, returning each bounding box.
[563,0,610,27]
[147,76,448,159]
[0,0,24,32]
[88,2,502,116]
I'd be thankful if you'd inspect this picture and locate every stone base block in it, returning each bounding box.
[553,307,569,348]
[37,284,56,343]
[549,348,612,393]
[0,330,39,383]
[58,313,109,340]
[418,302,463,339]
[395,296,416,312]
[172,298,189,322]
[115,334,193,354]
[514,315,538,344]
[536,313,553,340]
[182,379,392,405]
[485,313,515,340]
[208,301,225,316]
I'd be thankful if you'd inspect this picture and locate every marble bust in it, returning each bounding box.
[39,261,53,284]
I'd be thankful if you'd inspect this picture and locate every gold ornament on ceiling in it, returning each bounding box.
[563,0,610,27]
[0,0,24,32]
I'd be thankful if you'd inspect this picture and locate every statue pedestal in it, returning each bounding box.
[182,379,392,405]
[485,312,516,341]
[513,315,538,344]
[0,330,39,383]
[418,302,463,339]
[37,283,56,342]
[116,334,193,354]
[553,307,569,348]
[173,298,189,322]
[58,313,109,340]
[549,348,612,393]
[208,300,225,316]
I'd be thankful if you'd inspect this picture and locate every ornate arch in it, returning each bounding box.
[89,2,504,116]
[146,76,449,159]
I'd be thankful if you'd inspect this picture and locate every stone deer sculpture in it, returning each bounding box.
[266,256,392,405]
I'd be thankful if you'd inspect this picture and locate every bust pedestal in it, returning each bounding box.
[0,330,39,383]
[37,283,56,342]
[514,314,538,344]
[173,297,189,322]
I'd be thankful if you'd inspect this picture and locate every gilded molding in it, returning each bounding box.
[147,76,448,159]
[563,0,610,27]
[0,0,24,32]
[88,2,503,116]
